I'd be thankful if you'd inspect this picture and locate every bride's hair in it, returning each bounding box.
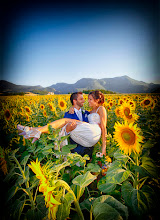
[89,91,104,105]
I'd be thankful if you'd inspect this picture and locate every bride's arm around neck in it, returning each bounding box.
[98,106,107,156]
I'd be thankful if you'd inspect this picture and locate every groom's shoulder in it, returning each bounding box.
[64,111,74,118]
[84,110,90,115]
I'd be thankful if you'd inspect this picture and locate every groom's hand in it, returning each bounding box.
[66,122,77,133]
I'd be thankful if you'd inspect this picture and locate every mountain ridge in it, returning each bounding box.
[0,76,160,94]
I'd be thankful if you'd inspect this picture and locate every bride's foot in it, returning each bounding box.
[24,129,42,140]
[17,124,32,133]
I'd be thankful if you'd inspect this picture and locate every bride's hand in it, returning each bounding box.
[69,106,74,114]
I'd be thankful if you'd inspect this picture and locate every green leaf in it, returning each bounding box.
[20,154,30,166]
[131,189,148,216]
[98,182,116,193]
[80,197,95,212]
[36,195,47,216]
[106,161,123,176]
[7,185,19,202]
[66,144,77,150]
[106,168,130,184]
[121,181,149,216]
[93,202,123,220]
[43,144,54,150]
[42,148,53,155]
[71,184,85,199]
[51,161,71,174]
[142,140,154,148]
[12,199,26,220]
[86,163,101,173]
[93,195,128,220]
[114,150,128,162]
[57,192,74,220]
[62,173,70,184]
[62,145,71,154]
[72,171,97,188]
[141,185,156,210]
[121,181,133,207]
[141,157,158,178]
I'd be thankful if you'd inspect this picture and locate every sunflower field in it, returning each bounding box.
[0,93,160,220]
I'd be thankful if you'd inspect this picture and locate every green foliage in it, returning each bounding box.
[83,89,116,94]
[92,195,128,220]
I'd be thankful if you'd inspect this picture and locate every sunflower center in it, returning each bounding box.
[121,128,136,145]
[124,107,130,116]
[60,101,64,107]
[124,107,132,119]
[26,108,30,112]
[5,110,11,118]
[144,100,150,105]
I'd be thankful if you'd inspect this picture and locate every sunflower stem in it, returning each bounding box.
[134,154,139,189]
[13,155,35,209]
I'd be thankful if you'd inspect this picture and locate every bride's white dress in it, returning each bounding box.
[70,112,101,147]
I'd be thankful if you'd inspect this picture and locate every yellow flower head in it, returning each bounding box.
[119,102,139,123]
[4,109,11,120]
[40,104,45,110]
[58,98,67,111]
[113,121,144,155]
[24,106,32,114]
[28,158,47,183]
[43,110,47,117]
[115,107,121,117]
[48,102,56,111]
[105,155,112,163]
[140,96,154,108]
[28,159,61,220]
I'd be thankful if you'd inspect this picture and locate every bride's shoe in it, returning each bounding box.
[17,124,31,133]
[24,129,42,139]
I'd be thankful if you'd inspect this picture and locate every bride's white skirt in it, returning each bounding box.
[70,122,101,147]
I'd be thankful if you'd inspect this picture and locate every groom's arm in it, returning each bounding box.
[63,112,77,133]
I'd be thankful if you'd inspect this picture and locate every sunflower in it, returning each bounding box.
[25,113,30,121]
[115,107,121,117]
[48,102,56,111]
[40,104,45,110]
[0,147,8,175]
[43,110,47,117]
[118,99,124,105]
[127,99,136,109]
[58,98,67,111]
[109,101,114,107]
[103,101,108,109]
[119,102,139,123]
[140,96,153,108]
[4,109,11,120]
[113,121,144,155]
[28,159,61,220]
[24,106,32,114]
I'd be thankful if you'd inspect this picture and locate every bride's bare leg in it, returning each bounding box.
[38,118,79,133]
[17,118,80,143]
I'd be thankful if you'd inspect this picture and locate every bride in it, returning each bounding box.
[17,91,107,156]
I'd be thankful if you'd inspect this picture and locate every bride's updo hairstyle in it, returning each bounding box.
[89,91,104,105]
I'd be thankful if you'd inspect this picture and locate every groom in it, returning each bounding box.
[64,92,93,158]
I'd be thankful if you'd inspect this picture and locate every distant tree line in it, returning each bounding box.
[82,89,116,94]
[0,92,26,96]
[31,90,48,95]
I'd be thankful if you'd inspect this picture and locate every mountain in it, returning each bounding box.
[0,80,55,93]
[49,75,160,94]
[0,76,160,94]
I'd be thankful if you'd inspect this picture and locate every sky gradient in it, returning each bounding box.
[1,0,159,87]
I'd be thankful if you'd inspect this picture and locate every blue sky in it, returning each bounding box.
[1,0,159,87]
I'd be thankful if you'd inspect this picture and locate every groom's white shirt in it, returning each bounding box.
[74,108,83,121]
